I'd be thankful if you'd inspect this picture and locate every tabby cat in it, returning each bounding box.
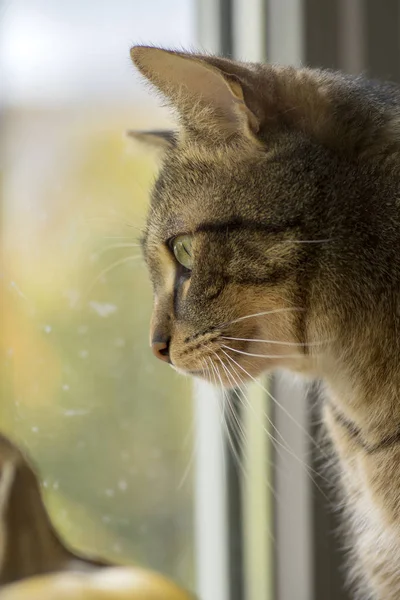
[130,46,400,599]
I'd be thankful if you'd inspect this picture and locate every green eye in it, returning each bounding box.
[172,235,193,270]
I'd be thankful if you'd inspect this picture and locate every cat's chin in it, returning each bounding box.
[171,364,242,386]
[171,364,205,378]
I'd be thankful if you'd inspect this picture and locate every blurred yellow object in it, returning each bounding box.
[0,567,194,600]
[0,434,195,598]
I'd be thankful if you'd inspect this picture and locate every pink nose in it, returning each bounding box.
[151,337,171,363]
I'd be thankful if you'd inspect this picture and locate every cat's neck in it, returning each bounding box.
[320,334,400,448]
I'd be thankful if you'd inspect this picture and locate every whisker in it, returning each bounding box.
[222,353,297,452]
[221,344,301,360]
[223,351,331,489]
[90,254,142,280]
[97,243,142,256]
[208,358,247,479]
[210,348,277,456]
[178,360,207,490]
[222,352,317,468]
[218,307,304,330]
[210,346,290,459]
[78,255,142,307]
[204,358,228,480]
[217,351,326,515]
[102,236,141,240]
[221,336,330,347]
[220,349,331,465]
[213,353,279,494]
[177,427,196,491]
[223,397,249,479]
[209,348,330,503]
[85,216,144,232]
[206,357,232,445]
[216,359,249,446]
[206,357,225,428]
[216,361,278,543]
[283,238,334,244]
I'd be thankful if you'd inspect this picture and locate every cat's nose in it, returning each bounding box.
[151,336,171,363]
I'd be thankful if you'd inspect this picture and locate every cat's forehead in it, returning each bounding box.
[146,149,243,242]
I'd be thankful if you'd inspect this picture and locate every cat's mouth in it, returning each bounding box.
[158,308,310,385]
[169,325,310,387]
[170,332,267,387]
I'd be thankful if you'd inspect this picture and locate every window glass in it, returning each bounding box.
[1,0,195,589]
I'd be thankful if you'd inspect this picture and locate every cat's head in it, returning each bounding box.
[129,47,397,386]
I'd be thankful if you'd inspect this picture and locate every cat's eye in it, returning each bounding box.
[171,235,193,270]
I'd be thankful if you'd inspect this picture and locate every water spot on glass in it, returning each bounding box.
[114,337,125,347]
[77,325,88,335]
[105,488,115,497]
[62,383,70,391]
[89,301,118,318]
[53,481,59,490]
[120,451,130,461]
[118,480,128,492]
[102,515,111,524]
[64,409,89,417]
[89,253,99,263]
[43,325,52,333]
[31,426,39,433]
[112,543,122,554]
[43,480,49,488]
[6,348,13,357]
[79,349,89,359]
[64,289,81,308]
[10,280,28,301]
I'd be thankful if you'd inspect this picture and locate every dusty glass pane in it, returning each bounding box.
[1,0,195,591]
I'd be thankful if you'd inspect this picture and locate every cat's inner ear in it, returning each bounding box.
[130,46,259,142]
[126,129,177,151]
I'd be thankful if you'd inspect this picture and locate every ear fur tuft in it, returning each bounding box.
[130,46,260,144]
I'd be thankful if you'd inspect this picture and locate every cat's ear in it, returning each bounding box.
[126,129,177,151]
[130,46,260,143]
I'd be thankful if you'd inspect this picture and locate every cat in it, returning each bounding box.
[130,46,400,599]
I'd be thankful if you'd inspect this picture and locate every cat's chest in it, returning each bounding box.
[324,402,400,597]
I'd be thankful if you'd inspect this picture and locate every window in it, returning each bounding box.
[1,0,196,591]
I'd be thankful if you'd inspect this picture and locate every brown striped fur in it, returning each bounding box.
[130,47,400,598]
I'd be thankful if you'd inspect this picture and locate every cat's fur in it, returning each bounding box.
[130,47,400,599]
